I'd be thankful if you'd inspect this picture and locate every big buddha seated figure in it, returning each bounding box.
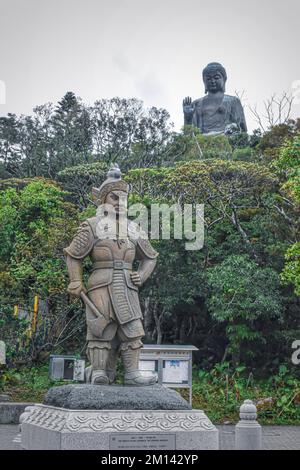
[183,62,247,136]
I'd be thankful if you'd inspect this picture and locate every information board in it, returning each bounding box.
[162,360,189,384]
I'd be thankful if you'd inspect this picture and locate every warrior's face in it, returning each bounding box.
[105,190,127,215]
[204,71,225,94]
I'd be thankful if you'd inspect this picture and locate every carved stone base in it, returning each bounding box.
[20,405,219,450]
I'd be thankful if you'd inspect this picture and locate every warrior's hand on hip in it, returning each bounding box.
[67,280,86,298]
[130,271,142,287]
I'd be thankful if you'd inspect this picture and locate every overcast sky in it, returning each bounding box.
[0,0,299,131]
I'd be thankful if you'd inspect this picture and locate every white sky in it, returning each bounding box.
[0,0,300,131]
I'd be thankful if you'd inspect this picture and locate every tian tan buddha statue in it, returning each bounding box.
[183,62,247,135]
[64,164,158,386]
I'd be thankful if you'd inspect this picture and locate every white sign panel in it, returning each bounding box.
[162,360,189,384]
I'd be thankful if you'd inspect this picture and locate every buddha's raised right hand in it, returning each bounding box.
[182,96,194,116]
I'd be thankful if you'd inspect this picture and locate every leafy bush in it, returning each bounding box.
[189,363,300,424]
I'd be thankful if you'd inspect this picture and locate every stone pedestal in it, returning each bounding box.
[20,385,219,450]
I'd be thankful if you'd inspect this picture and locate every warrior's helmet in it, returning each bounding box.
[92,164,129,206]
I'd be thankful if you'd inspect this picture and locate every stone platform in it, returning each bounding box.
[20,385,219,450]
[43,384,192,410]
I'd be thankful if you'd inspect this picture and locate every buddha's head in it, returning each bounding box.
[202,62,227,94]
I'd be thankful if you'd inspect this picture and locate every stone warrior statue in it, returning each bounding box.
[64,165,158,386]
[183,62,247,135]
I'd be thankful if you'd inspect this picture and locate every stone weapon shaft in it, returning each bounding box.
[80,292,106,320]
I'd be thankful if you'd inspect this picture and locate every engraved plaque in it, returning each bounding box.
[109,432,176,450]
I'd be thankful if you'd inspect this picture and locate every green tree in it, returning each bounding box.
[50,92,93,175]
[281,243,300,296]
[0,113,21,177]
[274,134,300,296]
[275,134,300,203]
[207,254,283,364]
[91,97,172,168]
[0,179,84,363]
[58,161,108,208]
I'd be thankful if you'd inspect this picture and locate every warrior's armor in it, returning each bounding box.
[64,165,158,386]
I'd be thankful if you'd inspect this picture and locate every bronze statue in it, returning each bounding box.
[64,165,158,386]
[183,62,247,135]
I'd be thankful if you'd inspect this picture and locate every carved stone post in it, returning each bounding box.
[235,399,262,450]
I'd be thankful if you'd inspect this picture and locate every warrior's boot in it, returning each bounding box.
[88,346,110,385]
[121,343,157,386]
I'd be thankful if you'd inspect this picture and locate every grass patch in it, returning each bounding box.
[179,363,300,425]
[0,365,69,402]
